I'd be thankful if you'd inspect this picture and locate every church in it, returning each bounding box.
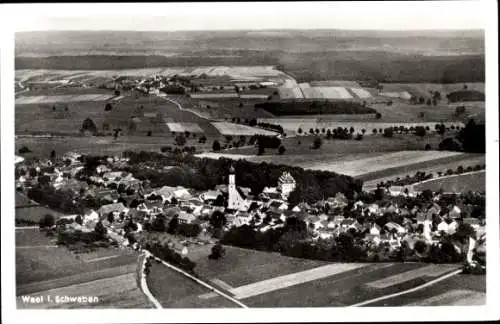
[227,165,251,211]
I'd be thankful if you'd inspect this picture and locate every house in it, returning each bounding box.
[102,171,123,182]
[426,203,441,219]
[437,220,449,233]
[365,234,381,245]
[341,219,361,232]
[96,165,111,174]
[291,205,301,212]
[332,215,345,227]
[318,228,335,240]
[200,190,221,202]
[384,221,406,234]
[447,219,459,235]
[463,218,481,230]
[277,172,296,199]
[98,203,127,217]
[178,212,196,224]
[448,205,462,219]
[366,203,380,215]
[388,185,417,197]
[83,209,99,225]
[369,223,381,236]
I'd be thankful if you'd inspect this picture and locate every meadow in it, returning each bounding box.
[413,170,485,193]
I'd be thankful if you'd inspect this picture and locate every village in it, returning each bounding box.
[14,149,486,267]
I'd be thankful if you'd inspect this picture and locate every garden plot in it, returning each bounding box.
[16,94,115,104]
[349,87,373,99]
[211,122,278,136]
[166,123,204,133]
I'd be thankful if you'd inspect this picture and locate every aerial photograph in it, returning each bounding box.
[11,1,488,311]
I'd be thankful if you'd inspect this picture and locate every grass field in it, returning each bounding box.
[166,122,204,133]
[16,94,115,104]
[16,204,65,225]
[414,170,485,193]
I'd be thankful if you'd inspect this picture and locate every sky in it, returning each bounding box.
[5,1,488,32]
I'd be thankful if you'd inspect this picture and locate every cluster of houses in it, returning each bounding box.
[15,151,486,256]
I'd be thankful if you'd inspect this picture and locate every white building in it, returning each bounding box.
[227,165,247,211]
[277,172,296,199]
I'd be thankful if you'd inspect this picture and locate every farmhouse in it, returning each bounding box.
[98,203,127,218]
[178,212,196,224]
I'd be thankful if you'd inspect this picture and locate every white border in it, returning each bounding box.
[1,1,499,323]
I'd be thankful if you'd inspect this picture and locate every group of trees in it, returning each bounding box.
[255,100,377,116]
[439,119,485,153]
[144,241,196,273]
[123,150,362,202]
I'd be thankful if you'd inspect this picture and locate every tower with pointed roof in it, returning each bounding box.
[228,164,244,210]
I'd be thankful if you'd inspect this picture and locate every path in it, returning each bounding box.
[158,95,212,120]
[349,268,462,307]
[139,252,163,309]
[144,249,248,308]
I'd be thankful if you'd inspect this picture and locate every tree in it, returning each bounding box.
[81,118,98,135]
[210,210,227,229]
[361,129,366,135]
[198,135,207,144]
[425,144,432,150]
[209,243,226,260]
[414,126,426,137]
[107,212,115,224]
[105,103,112,111]
[175,134,186,146]
[52,105,56,111]
[167,216,179,234]
[453,223,476,244]
[18,146,31,154]
[375,113,382,119]
[426,98,432,105]
[313,137,323,149]
[151,215,167,232]
[75,215,83,225]
[309,128,314,134]
[355,133,363,141]
[414,240,427,254]
[372,129,378,134]
[383,127,394,138]
[212,140,221,151]
[94,221,107,239]
[278,145,286,155]
[297,128,303,134]
[39,214,55,229]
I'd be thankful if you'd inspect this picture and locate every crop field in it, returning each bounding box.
[309,80,360,87]
[157,246,464,308]
[278,87,304,99]
[17,272,151,309]
[301,86,354,99]
[379,91,412,100]
[211,122,278,136]
[257,116,464,135]
[362,154,486,190]
[190,93,239,99]
[166,123,204,133]
[349,87,373,99]
[414,170,485,193]
[303,150,464,177]
[368,274,485,306]
[380,82,485,99]
[16,94,115,105]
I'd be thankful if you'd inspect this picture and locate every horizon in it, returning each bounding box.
[5,1,487,32]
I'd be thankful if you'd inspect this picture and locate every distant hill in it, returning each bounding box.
[15,30,485,83]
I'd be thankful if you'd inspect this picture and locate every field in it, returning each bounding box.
[166,123,204,133]
[368,274,486,306]
[16,94,115,105]
[16,192,65,224]
[211,122,278,136]
[300,85,354,99]
[414,171,486,193]
[147,245,466,308]
[362,154,486,190]
[16,225,151,308]
[257,116,464,135]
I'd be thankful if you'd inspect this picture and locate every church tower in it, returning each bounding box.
[227,164,244,210]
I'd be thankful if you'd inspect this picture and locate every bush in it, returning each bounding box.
[375,113,382,119]
[39,214,55,229]
[414,126,427,137]
[18,146,31,154]
[212,140,221,152]
[278,145,286,155]
[312,137,322,149]
[382,127,394,138]
[425,144,432,150]
[439,137,462,151]
[175,134,186,146]
[81,118,98,135]
[104,103,112,111]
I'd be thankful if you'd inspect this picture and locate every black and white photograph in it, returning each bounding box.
[1,1,498,323]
